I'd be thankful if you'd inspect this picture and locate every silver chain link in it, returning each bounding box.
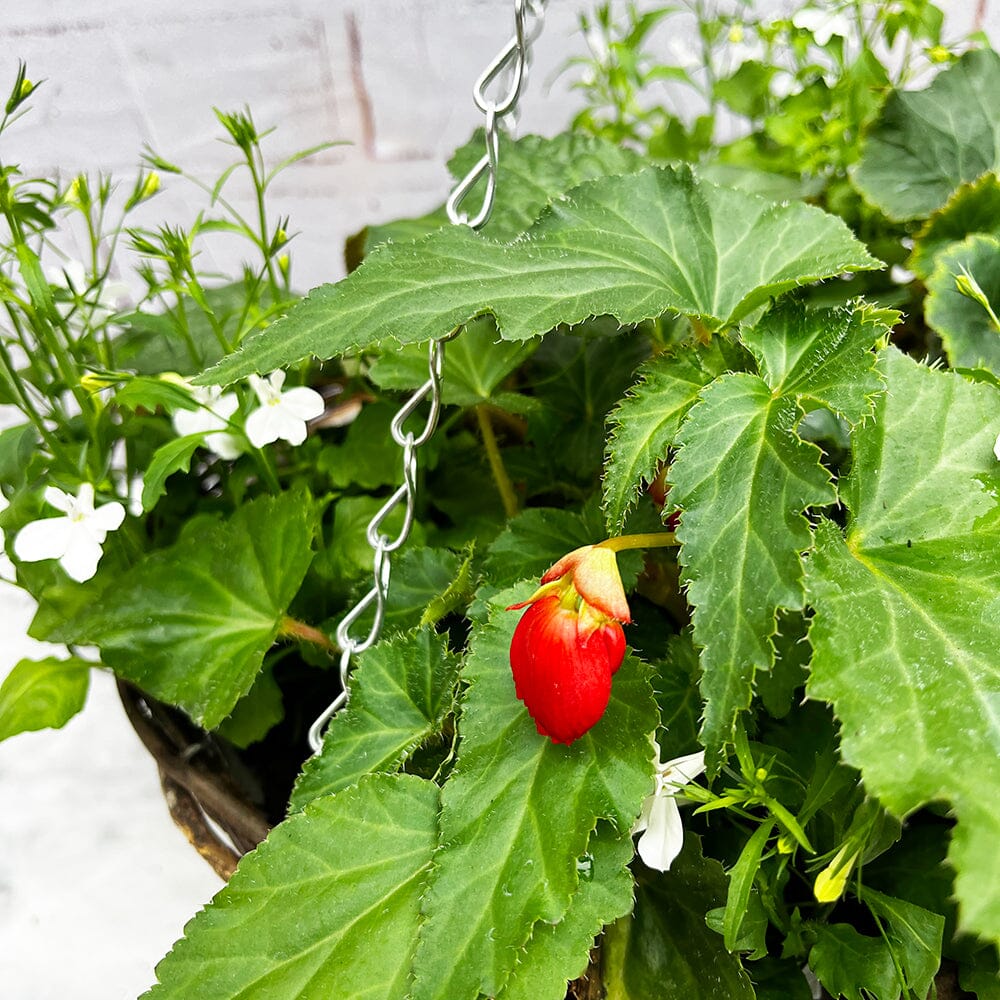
[308,0,546,754]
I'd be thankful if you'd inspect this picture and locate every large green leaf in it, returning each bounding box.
[862,888,944,1000]
[807,924,900,1000]
[66,490,319,729]
[853,49,1000,221]
[368,317,536,408]
[145,773,438,999]
[200,166,878,386]
[289,629,460,811]
[924,234,1000,373]
[603,839,756,999]
[352,131,647,264]
[670,304,886,760]
[409,585,658,1000]
[910,172,1000,280]
[602,337,746,534]
[0,656,91,741]
[496,824,637,1000]
[806,349,1000,946]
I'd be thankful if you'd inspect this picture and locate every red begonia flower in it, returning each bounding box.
[507,544,631,744]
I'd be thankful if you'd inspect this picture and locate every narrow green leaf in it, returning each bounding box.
[670,372,834,760]
[141,434,205,511]
[723,819,775,951]
[409,585,658,1000]
[806,349,1000,946]
[603,839,756,999]
[862,887,944,999]
[854,49,1000,221]
[602,338,745,534]
[145,774,438,999]
[200,166,878,386]
[68,490,319,729]
[0,656,91,741]
[925,234,1000,373]
[496,825,637,1000]
[289,630,460,811]
[808,924,900,1000]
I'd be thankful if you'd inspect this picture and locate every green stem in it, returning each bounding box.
[474,403,519,519]
[278,615,338,654]
[599,531,677,553]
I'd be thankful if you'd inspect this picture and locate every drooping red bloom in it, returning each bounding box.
[507,544,631,744]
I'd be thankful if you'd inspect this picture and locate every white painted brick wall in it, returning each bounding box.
[0,3,997,998]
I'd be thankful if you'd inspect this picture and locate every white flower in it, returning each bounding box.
[792,8,852,47]
[245,371,324,448]
[993,432,1000,463]
[13,483,125,583]
[890,264,915,286]
[632,743,706,871]
[172,385,243,460]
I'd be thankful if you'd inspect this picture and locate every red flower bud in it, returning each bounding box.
[507,543,631,744]
[509,595,625,744]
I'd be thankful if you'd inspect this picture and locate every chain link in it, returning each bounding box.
[446,0,547,229]
[308,0,546,754]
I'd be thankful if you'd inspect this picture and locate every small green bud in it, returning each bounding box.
[813,844,859,903]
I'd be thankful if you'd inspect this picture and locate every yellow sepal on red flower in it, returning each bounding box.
[506,542,632,744]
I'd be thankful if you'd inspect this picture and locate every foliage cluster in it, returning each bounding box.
[2,2,1000,997]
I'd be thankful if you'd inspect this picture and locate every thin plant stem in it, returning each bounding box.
[599,531,677,553]
[474,403,519,519]
[278,616,339,654]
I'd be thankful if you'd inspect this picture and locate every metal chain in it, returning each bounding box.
[308,0,547,754]
[445,0,546,228]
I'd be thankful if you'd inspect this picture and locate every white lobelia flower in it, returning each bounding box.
[632,742,707,871]
[993,432,1000,463]
[245,370,324,448]
[792,8,852,47]
[13,483,125,583]
[173,384,243,460]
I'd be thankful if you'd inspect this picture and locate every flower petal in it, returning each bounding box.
[89,500,126,533]
[14,516,72,563]
[74,483,96,514]
[636,792,685,871]
[43,486,72,513]
[245,406,282,448]
[205,431,243,461]
[270,406,309,445]
[59,531,104,582]
[279,386,325,421]
[664,749,707,787]
[247,374,270,406]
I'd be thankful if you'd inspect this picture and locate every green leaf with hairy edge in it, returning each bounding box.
[602,337,747,534]
[862,888,944,999]
[670,375,834,759]
[806,349,1000,946]
[408,584,657,1000]
[289,629,460,811]
[64,490,319,729]
[144,773,438,999]
[603,839,755,999]
[910,172,1000,280]
[353,131,648,266]
[925,234,1000,372]
[496,824,636,1000]
[808,924,900,1000]
[739,301,889,425]
[199,166,879,386]
[380,547,464,633]
[0,656,91,741]
[369,317,537,407]
[854,49,1000,221]
[670,303,887,761]
[448,131,647,241]
[141,434,205,511]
